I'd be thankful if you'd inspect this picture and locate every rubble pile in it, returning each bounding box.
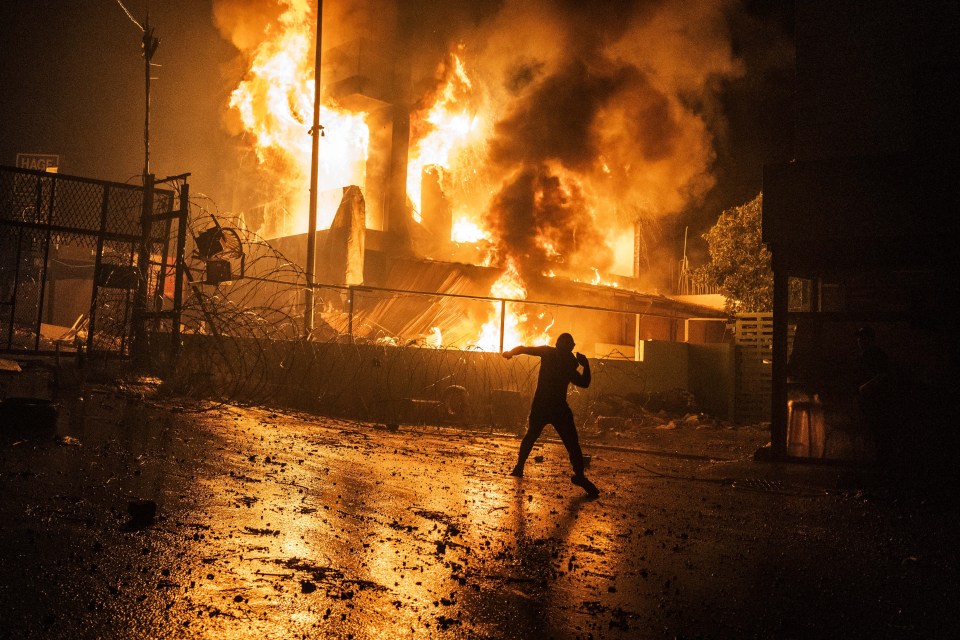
[583,388,736,436]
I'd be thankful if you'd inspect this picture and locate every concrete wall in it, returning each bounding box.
[689,343,736,421]
[172,336,736,423]
[582,341,734,420]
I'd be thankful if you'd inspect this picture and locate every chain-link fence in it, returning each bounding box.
[0,166,177,356]
[2,167,737,435]
[162,209,733,431]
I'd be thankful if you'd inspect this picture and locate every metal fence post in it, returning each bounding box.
[499,299,506,353]
[347,286,354,339]
[133,173,154,367]
[171,182,188,362]
[634,313,641,361]
[33,175,55,351]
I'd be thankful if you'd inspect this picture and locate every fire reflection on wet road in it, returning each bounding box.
[178,409,637,639]
[3,395,954,639]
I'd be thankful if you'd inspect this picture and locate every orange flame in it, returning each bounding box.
[589,268,619,288]
[228,2,370,237]
[475,258,553,351]
[221,4,729,351]
[451,217,490,244]
[407,52,487,228]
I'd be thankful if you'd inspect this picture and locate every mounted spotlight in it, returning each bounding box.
[195,227,225,259]
[205,260,233,285]
[193,221,245,285]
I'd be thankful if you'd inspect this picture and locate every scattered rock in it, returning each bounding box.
[127,499,156,527]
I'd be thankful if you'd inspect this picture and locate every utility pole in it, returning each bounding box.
[304,0,324,337]
[142,13,159,179]
[133,11,160,367]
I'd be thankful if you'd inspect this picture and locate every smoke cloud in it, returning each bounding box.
[485,164,614,277]
[214,0,744,286]
[212,0,284,52]
[462,0,742,283]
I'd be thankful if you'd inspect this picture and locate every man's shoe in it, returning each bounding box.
[571,474,600,497]
[510,466,524,477]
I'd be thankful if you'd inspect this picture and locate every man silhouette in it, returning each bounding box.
[502,333,599,497]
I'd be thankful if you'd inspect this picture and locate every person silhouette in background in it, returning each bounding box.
[502,332,599,497]
[855,326,897,474]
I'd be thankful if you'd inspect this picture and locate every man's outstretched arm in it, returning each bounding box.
[501,345,550,360]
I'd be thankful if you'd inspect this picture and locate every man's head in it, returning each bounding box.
[555,333,575,352]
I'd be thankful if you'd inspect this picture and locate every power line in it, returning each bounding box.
[114,0,143,32]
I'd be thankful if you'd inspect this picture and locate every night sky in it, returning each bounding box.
[0,1,239,196]
[0,0,794,264]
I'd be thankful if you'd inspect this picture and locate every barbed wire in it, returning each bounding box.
[137,194,707,436]
[0,169,715,438]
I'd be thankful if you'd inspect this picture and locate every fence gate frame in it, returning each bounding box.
[734,312,796,424]
[0,166,187,360]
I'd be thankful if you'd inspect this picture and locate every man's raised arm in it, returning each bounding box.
[572,352,591,388]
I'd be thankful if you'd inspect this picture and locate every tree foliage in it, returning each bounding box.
[695,192,772,313]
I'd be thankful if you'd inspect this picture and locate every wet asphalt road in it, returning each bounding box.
[1,389,958,639]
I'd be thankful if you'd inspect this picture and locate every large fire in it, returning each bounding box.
[406,51,486,225]
[218,0,741,350]
[226,1,369,239]
[475,258,553,352]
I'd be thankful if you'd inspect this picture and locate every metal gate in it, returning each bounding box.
[0,166,186,358]
[734,312,796,424]
[734,313,773,423]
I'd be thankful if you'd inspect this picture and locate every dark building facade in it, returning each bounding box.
[762,1,959,471]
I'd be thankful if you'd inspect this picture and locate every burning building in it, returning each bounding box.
[213,0,739,353]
